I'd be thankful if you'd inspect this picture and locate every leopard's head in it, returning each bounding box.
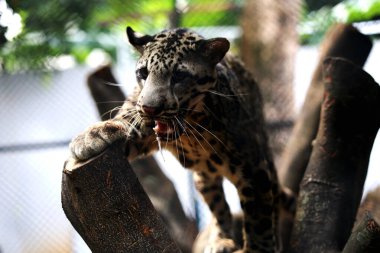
[127,27,229,140]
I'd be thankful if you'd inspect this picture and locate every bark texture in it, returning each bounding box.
[342,212,380,253]
[62,142,181,253]
[278,24,373,194]
[240,0,300,164]
[289,58,380,253]
[278,24,372,252]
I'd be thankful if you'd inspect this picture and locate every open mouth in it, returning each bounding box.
[153,120,183,140]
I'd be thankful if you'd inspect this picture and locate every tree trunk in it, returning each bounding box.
[240,0,300,165]
[62,142,181,253]
[289,58,380,252]
[278,24,373,194]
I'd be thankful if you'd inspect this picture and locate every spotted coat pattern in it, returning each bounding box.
[69,27,279,253]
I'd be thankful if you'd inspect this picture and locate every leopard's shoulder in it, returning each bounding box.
[207,54,264,128]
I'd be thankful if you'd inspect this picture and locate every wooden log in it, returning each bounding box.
[62,141,181,253]
[289,58,380,252]
[86,65,197,252]
[342,212,380,253]
[278,23,372,194]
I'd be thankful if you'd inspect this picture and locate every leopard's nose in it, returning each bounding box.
[141,105,163,117]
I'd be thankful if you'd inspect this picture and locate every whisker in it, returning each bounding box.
[104,81,127,87]
[175,117,193,149]
[100,106,123,119]
[96,101,126,104]
[118,109,134,122]
[183,119,207,153]
[125,112,142,137]
[121,109,139,119]
[173,122,180,162]
[184,119,219,155]
[207,90,247,98]
[174,116,186,133]
[165,125,170,150]
[202,103,221,122]
[156,136,165,162]
[123,110,137,121]
[179,107,203,113]
[175,117,187,167]
[190,120,229,151]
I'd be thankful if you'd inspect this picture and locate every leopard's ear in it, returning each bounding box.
[126,26,153,54]
[198,38,230,65]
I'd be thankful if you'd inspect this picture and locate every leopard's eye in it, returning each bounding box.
[171,70,190,84]
[136,67,148,80]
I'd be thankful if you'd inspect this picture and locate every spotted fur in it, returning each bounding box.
[69,27,279,253]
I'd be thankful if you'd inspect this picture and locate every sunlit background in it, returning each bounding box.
[1,0,380,252]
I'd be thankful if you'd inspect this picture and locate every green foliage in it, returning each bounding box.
[345,0,380,22]
[1,0,379,73]
[1,0,245,73]
[0,0,179,73]
[300,7,336,45]
[1,0,105,73]
[300,0,380,45]
[182,0,242,27]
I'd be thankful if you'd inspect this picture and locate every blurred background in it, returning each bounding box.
[1,0,380,252]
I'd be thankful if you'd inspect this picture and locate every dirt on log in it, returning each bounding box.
[289,58,380,253]
[62,142,181,253]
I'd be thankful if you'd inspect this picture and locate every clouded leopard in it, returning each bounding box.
[69,27,279,253]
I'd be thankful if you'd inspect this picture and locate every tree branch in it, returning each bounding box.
[278,23,373,252]
[62,141,181,253]
[342,212,380,253]
[278,23,372,194]
[289,57,380,252]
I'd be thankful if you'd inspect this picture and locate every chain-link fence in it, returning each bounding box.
[0,68,99,252]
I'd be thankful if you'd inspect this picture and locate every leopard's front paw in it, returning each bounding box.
[69,121,126,161]
[204,238,238,253]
